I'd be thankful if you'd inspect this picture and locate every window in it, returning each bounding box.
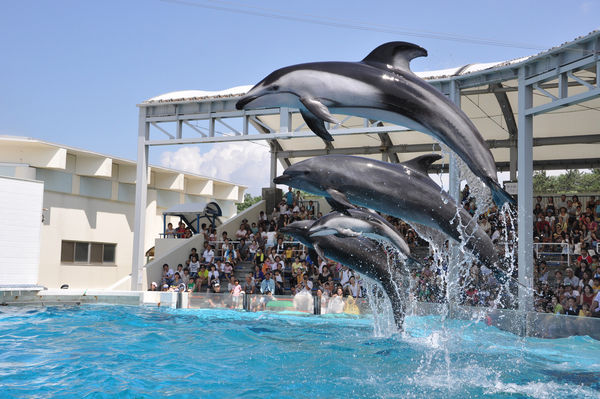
[61,241,116,265]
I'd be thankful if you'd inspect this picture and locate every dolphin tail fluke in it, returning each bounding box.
[488,179,516,206]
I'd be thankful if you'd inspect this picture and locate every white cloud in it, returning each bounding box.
[159,142,274,195]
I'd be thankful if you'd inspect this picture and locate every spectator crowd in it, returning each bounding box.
[152,185,600,319]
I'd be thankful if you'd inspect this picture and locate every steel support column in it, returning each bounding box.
[517,67,534,312]
[447,80,461,305]
[131,107,149,291]
[269,142,278,188]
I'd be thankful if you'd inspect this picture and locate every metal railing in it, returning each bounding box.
[533,242,571,267]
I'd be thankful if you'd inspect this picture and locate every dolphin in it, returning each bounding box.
[308,207,416,263]
[281,220,409,329]
[236,41,514,206]
[274,153,504,278]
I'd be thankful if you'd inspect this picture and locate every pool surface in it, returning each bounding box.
[0,305,599,398]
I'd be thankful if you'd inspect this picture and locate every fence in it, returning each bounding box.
[533,242,571,268]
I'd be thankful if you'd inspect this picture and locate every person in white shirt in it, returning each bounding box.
[339,265,352,287]
[203,245,215,264]
[591,291,600,316]
[346,276,362,298]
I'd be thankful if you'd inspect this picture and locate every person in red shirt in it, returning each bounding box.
[578,248,593,264]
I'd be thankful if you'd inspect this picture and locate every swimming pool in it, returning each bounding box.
[0,305,598,398]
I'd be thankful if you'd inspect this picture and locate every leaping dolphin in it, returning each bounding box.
[308,207,415,263]
[281,220,409,329]
[274,153,504,278]
[235,41,513,206]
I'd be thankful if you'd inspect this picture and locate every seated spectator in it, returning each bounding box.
[181,268,191,285]
[564,268,580,287]
[197,265,209,288]
[564,297,578,315]
[203,245,215,265]
[224,261,234,281]
[223,243,238,266]
[579,284,595,308]
[208,264,219,283]
[592,291,600,317]
[161,264,174,286]
[171,272,183,288]
[551,295,564,314]
[188,256,200,278]
[579,303,592,317]
[253,265,264,285]
[149,282,158,291]
[248,240,258,262]
[578,249,593,264]
[254,247,265,267]
[187,278,196,292]
[238,239,249,261]
[236,224,247,240]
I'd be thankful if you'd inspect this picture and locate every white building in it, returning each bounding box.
[0,136,245,290]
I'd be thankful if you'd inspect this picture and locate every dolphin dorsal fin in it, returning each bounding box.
[402,153,442,174]
[361,42,427,73]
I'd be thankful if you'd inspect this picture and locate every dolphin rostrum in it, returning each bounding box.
[236,41,514,206]
[274,153,504,278]
[308,207,416,264]
[281,220,409,329]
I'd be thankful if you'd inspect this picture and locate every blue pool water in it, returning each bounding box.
[0,305,599,398]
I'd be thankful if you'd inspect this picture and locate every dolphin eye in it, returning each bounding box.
[303,171,310,175]
[269,85,279,91]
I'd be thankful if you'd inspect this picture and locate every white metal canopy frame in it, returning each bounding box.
[132,30,600,312]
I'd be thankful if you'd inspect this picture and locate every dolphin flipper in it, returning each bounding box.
[299,108,334,142]
[314,243,325,260]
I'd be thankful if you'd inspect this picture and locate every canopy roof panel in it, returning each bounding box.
[140,30,600,171]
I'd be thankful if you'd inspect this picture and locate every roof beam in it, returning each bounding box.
[491,83,518,138]
[277,134,600,158]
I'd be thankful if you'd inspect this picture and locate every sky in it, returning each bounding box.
[1,0,598,194]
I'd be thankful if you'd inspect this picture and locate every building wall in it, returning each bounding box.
[0,176,43,286]
[0,138,247,290]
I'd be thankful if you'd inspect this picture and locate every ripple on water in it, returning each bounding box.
[0,305,598,398]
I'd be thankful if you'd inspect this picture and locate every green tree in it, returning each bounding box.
[533,171,553,193]
[237,193,262,212]
[533,169,600,194]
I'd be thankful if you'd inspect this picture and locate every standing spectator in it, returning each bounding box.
[165,222,176,238]
[243,275,255,294]
[285,187,294,207]
[175,221,186,238]
[556,194,568,211]
[261,272,276,294]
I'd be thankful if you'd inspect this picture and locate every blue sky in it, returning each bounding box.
[1,0,598,193]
